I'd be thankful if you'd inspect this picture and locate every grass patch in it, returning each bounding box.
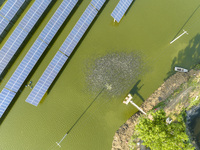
[152,100,166,109]
[187,95,200,110]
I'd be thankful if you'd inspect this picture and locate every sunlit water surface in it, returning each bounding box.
[0,0,200,149]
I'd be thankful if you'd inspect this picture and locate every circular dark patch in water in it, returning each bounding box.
[85,51,145,97]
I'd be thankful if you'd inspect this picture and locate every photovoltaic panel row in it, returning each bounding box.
[91,0,105,11]
[0,0,52,76]
[0,15,9,34]
[5,0,78,93]
[0,88,16,118]
[18,0,51,33]
[0,0,77,118]
[0,0,25,21]
[39,0,78,44]
[59,4,98,56]
[26,51,68,106]
[111,0,133,23]
[0,26,28,74]
[0,0,25,35]
[26,1,106,106]
[5,39,47,93]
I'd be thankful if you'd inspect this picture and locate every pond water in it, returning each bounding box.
[0,0,200,149]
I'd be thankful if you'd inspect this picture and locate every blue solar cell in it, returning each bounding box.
[59,4,98,56]
[0,88,16,118]
[91,0,105,11]
[5,39,48,93]
[111,0,133,23]
[25,51,68,106]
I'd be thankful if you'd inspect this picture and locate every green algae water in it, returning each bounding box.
[0,0,200,149]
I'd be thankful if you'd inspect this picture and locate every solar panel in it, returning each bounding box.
[39,0,78,44]
[5,39,48,93]
[0,15,9,35]
[0,0,52,76]
[19,0,51,33]
[0,26,28,74]
[5,0,78,92]
[91,0,105,11]
[0,88,16,118]
[26,1,106,106]
[0,0,25,35]
[0,0,77,110]
[0,0,25,21]
[26,51,68,106]
[59,4,98,56]
[111,0,133,23]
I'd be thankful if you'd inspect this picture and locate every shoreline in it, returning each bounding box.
[111,69,198,150]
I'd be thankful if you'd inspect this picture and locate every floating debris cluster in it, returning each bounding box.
[85,52,144,97]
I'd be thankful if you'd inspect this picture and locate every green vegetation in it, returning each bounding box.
[187,95,200,110]
[130,110,195,150]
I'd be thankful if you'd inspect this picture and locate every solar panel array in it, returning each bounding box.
[0,0,52,76]
[5,0,78,93]
[5,39,48,93]
[91,0,105,11]
[59,4,98,56]
[26,51,68,106]
[0,16,9,35]
[39,0,78,44]
[26,0,106,106]
[0,0,78,117]
[0,0,25,35]
[111,0,133,23]
[0,88,16,118]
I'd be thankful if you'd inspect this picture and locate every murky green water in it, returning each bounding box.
[0,0,200,149]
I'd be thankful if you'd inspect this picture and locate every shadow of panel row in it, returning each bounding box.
[0,0,5,7]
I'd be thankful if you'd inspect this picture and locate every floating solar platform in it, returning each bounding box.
[0,15,9,34]
[0,0,25,21]
[39,0,78,44]
[111,0,133,23]
[0,88,16,118]
[26,1,106,106]
[0,0,78,111]
[26,51,68,106]
[0,0,52,76]
[5,0,78,94]
[0,0,26,35]
[0,26,28,74]
[91,0,105,11]
[5,39,48,93]
[18,0,51,33]
[59,4,98,56]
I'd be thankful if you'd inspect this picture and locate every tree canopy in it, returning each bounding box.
[134,110,194,150]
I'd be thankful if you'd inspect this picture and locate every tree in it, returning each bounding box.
[133,110,194,150]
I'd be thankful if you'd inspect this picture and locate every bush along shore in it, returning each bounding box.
[112,68,200,150]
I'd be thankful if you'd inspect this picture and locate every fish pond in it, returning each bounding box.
[0,0,200,149]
